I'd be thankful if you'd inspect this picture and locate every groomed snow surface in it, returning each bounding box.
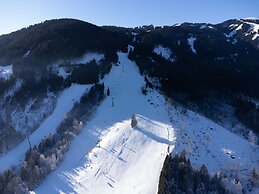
[0,84,91,172]
[35,52,175,194]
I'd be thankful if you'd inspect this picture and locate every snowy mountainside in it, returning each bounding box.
[35,52,258,193]
[0,18,258,193]
[220,18,259,48]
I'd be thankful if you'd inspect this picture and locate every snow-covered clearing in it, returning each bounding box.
[71,52,104,64]
[0,65,13,80]
[0,84,91,172]
[56,52,104,79]
[187,36,197,54]
[35,52,175,194]
[153,45,176,62]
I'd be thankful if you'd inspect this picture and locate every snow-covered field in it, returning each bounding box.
[0,84,91,172]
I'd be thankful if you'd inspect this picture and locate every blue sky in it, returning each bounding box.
[0,0,258,35]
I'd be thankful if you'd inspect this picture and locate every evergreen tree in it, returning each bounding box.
[107,87,110,96]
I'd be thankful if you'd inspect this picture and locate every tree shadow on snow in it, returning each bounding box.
[134,126,171,145]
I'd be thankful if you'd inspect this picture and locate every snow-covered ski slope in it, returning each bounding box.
[35,51,258,193]
[35,52,175,194]
[0,84,91,172]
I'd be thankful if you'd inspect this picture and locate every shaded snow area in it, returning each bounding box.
[170,107,259,193]
[1,79,23,100]
[9,91,56,133]
[56,52,104,79]
[132,32,138,42]
[187,36,197,54]
[128,45,134,52]
[35,52,175,194]
[0,84,91,172]
[0,65,13,80]
[153,45,176,62]
[58,67,70,79]
[71,52,104,64]
[23,50,31,58]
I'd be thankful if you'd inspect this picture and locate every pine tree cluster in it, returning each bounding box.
[158,152,228,194]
